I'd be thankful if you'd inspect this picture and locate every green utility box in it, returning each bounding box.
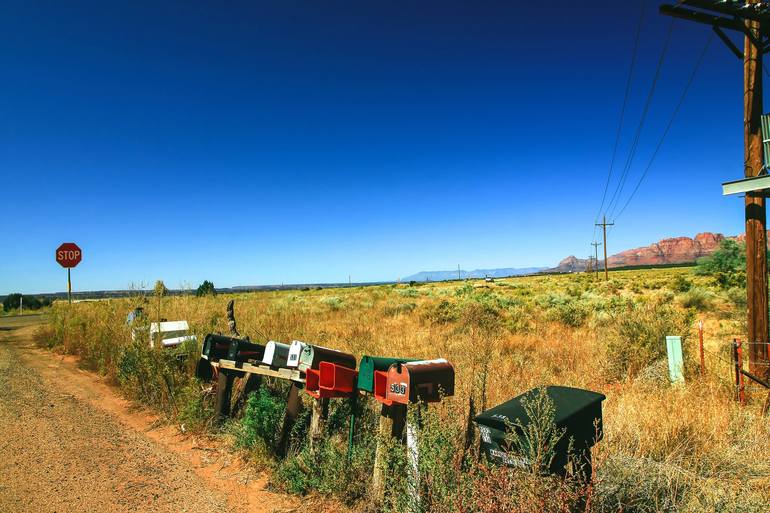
[357,356,417,393]
[474,386,605,477]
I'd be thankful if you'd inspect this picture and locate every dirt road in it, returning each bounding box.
[0,319,302,513]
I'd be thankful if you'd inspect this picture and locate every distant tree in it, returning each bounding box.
[3,293,22,312]
[153,280,168,297]
[195,280,216,297]
[696,240,746,289]
[3,293,44,312]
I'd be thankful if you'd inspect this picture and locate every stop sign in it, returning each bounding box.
[56,243,82,268]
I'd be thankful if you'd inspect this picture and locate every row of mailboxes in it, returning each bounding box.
[197,334,456,405]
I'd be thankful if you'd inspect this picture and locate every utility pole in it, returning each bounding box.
[591,241,602,281]
[661,1,769,377]
[743,6,769,378]
[595,215,613,281]
[457,264,461,281]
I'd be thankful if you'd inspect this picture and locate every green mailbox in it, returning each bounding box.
[474,386,605,477]
[357,356,418,394]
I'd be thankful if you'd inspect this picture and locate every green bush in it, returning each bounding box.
[603,300,694,380]
[696,240,746,289]
[2,293,51,311]
[671,274,692,293]
[678,287,714,312]
[116,340,192,412]
[236,388,286,450]
[195,280,216,297]
[536,293,590,328]
[399,287,421,298]
[320,296,344,310]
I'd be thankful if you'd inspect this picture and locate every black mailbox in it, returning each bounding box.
[474,386,605,477]
[201,334,233,361]
[226,338,265,362]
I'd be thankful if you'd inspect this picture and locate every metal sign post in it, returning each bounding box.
[55,242,82,304]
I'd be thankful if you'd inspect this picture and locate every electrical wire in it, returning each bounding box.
[605,17,676,221]
[613,34,713,221]
[593,0,646,241]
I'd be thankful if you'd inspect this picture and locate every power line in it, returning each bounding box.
[593,0,646,240]
[614,34,713,221]
[605,17,675,221]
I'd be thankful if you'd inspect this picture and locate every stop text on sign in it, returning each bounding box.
[56,242,82,268]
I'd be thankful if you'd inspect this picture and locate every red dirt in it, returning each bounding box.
[0,322,344,513]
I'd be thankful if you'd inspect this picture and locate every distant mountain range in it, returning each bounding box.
[402,267,546,282]
[550,232,729,272]
[402,232,737,282]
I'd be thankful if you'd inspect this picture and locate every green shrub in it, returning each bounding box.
[116,340,191,412]
[426,300,460,324]
[678,287,714,312]
[320,296,343,310]
[236,388,286,450]
[696,240,746,289]
[385,302,417,316]
[536,293,590,328]
[603,300,694,380]
[399,287,421,298]
[672,274,692,293]
[195,280,216,297]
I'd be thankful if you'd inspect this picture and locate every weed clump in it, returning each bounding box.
[603,300,693,380]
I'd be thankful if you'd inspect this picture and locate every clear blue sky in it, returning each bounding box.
[0,1,757,294]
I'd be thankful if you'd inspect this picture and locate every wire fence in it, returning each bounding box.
[695,332,770,410]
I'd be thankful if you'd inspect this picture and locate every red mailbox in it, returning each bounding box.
[373,370,392,405]
[385,359,455,405]
[305,361,358,398]
[305,368,322,398]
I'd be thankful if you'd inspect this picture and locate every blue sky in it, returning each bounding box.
[0,1,757,294]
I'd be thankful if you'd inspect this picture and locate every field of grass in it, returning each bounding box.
[41,267,770,512]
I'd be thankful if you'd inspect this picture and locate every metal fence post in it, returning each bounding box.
[698,320,705,375]
[733,339,746,405]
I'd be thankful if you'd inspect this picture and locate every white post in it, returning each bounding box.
[406,414,420,511]
[19,295,22,316]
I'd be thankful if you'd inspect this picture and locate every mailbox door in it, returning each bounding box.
[298,345,315,371]
[262,341,291,367]
[373,370,392,405]
[202,334,234,361]
[287,340,306,368]
[385,364,411,405]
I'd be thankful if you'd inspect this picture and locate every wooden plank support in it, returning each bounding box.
[214,369,235,424]
[276,383,302,458]
[210,359,304,383]
[309,398,330,450]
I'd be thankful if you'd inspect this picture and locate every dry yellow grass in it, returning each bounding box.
[47,267,770,511]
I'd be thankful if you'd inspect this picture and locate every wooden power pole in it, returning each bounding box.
[595,215,613,281]
[743,9,770,378]
[591,241,602,280]
[661,0,770,377]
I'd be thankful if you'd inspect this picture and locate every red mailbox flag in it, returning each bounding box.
[56,243,82,268]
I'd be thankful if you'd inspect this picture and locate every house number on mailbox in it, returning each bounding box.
[389,383,407,395]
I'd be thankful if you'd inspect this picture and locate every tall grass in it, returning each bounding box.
[42,268,770,512]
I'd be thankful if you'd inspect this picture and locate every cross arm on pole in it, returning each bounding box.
[660,3,768,51]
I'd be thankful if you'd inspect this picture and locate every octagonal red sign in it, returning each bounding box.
[56,242,82,268]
